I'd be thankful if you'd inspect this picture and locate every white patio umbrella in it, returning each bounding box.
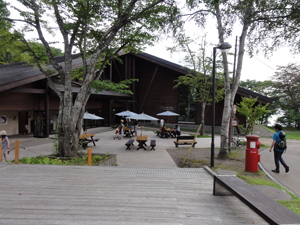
[115,110,138,117]
[128,113,159,135]
[157,110,179,123]
[157,110,180,116]
[83,112,104,120]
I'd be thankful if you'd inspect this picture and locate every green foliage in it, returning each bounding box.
[239,80,276,125]
[273,63,300,129]
[0,29,63,65]
[239,80,274,98]
[18,153,112,166]
[90,79,138,95]
[278,194,300,216]
[172,35,224,106]
[237,97,269,135]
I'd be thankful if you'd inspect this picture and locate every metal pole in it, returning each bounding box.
[211,47,216,168]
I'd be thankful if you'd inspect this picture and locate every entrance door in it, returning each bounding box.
[33,111,45,137]
[18,111,28,134]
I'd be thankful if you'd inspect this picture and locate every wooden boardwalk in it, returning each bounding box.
[0,164,268,225]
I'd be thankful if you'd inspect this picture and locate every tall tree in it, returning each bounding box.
[2,0,181,157]
[171,35,224,135]
[273,63,300,129]
[186,0,295,158]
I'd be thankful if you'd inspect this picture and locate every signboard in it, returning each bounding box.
[232,119,238,127]
[250,142,256,149]
[233,105,237,114]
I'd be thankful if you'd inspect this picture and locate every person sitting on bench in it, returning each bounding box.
[160,124,169,138]
[173,125,181,137]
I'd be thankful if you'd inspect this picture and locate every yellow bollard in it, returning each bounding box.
[0,138,2,162]
[15,140,19,164]
[88,148,92,166]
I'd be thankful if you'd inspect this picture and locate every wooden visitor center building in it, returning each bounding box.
[0,52,272,137]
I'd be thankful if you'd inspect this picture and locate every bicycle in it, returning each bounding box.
[231,136,245,150]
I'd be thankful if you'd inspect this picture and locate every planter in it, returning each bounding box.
[96,154,117,166]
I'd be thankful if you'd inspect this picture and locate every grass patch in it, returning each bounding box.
[261,125,275,133]
[179,157,210,168]
[278,193,300,215]
[286,133,300,140]
[10,153,112,166]
[260,143,270,148]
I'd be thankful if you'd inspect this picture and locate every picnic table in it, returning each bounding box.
[136,135,148,150]
[166,128,176,138]
[123,127,134,138]
[80,134,98,149]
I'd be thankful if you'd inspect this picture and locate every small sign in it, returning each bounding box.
[232,119,238,126]
[250,141,256,149]
[233,105,237,114]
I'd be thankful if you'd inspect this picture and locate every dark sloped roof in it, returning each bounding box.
[0,54,82,90]
[129,52,191,74]
[237,86,273,104]
[128,51,273,104]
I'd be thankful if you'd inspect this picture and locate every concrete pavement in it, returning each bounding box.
[259,137,300,197]
[5,128,220,168]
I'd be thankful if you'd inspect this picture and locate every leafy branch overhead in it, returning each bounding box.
[90,79,138,95]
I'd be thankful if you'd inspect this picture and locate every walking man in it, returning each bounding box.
[269,124,289,173]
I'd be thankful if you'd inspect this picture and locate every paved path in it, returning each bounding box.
[0,165,268,225]
[6,129,220,168]
[259,137,300,197]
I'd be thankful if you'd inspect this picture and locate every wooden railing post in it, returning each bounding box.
[88,148,92,166]
[15,140,19,164]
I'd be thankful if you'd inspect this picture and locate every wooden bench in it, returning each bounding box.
[214,175,300,225]
[150,140,156,151]
[125,139,134,150]
[82,139,99,149]
[174,136,197,147]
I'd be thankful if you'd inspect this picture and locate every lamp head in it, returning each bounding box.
[217,42,232,52]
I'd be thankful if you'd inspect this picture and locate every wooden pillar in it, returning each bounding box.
[108,99,112,127]
[132,56,136,111]
[110,60,112,82]
[44,80,49,137]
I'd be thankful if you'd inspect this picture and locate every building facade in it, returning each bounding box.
[0,52,272,136]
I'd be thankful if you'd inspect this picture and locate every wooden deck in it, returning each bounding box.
[0,165,269,225]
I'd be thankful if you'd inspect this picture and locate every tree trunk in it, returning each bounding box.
[214,3,250,158]
[200,102,206,135]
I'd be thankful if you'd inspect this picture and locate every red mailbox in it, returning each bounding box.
[245,135,261,172]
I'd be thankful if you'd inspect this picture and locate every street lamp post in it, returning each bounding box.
[211,42,232,168]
